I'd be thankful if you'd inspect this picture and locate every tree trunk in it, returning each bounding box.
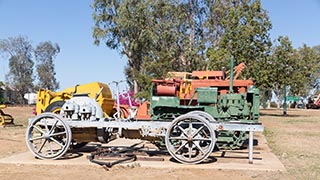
[134,80,139,95]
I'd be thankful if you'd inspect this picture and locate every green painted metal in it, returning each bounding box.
[287,96,299,102]
[150,85,260,149]
[150,96,203,120]
[283,83,287,115]
[248,86,260,120]
[149,57,260,149]
[197,87,218,104]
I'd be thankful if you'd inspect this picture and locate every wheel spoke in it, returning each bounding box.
[44,118,49,133]
[169,136,188,140]
[192,126,204,138]
[48,141,54,155]
[30,136,45,141]
[33,125,45,134]
[50,137,64,147]
[37,139,47,153]
[49,120,59,134]
[188,119,193,135]
[50,131,66,137]
[178,126,188,137]
[188,144,192,160]
[174,141,188,154]
[193,137,211,141]
[193,141,205,155]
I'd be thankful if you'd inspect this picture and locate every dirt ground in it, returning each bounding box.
[0,106,320,180]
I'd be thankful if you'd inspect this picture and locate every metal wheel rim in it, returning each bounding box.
[187,111,216,122]
[165,114,216,164]
[26,113,72,160]
[0,116,4,125]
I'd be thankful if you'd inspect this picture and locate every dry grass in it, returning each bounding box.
[3,106,35,127]
[260,109,320,180]
[1,106,320,180]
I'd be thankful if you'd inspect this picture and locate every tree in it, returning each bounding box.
[311,45,320,91]
[269,36,295,108]
[0,81,4,103]
[312,45,320,54]
[93,0,155,95]
[207,0,273,89]
[0,36,34,104]
[294,44,320,96]
[92,0,213,99]
[271,38,320,98]
[34,41,60,91]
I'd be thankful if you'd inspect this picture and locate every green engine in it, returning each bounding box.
[149,59,260,149]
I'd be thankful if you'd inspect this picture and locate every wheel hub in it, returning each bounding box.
[44,133,50,139]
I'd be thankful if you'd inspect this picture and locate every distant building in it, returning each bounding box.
[0,84,17,104]
[24,93,37,105]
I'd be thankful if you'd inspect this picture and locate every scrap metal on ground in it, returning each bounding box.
[87,143,165,167]
[0,105,14,126]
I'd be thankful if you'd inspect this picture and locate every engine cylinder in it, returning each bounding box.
[60,93,104,121]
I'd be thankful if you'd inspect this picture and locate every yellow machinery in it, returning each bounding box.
[0,104,14,125]
[36,82,115,117]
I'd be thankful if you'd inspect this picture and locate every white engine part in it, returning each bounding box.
[60,93,104,121]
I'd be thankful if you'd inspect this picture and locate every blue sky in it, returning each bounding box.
[0,0,320,92]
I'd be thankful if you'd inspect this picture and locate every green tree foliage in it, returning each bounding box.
[269,36,295,104]
[207,0,273,89]
[0,36,34,104]
[34,41,60,91]
[92,0,319,102]
[92,0,154,96]
[92,0,212,98]
[297,44,320,95]
[312,45,320,54]
[268,37,320,109]
[311,45,320,91]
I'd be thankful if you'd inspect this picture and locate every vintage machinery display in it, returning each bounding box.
[26,58,263,164]
[0,104,14,125]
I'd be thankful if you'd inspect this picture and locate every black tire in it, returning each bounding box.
[45,100,65,114]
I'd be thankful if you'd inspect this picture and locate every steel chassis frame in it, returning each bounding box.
[27,114,263,164]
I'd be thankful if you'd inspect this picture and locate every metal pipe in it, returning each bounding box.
[229,56,234,93]
[283,83,287,115]
[222,67,226,80]
[249,130,253,164]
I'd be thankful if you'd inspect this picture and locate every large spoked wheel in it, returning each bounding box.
[165,114,216,164]
[26,113,72,160]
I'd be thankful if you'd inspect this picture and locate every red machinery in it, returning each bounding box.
[152,63,253,102]
[306,93,320,109]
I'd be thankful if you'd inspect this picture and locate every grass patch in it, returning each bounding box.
[263,128,282,156]
[283,118,320,124]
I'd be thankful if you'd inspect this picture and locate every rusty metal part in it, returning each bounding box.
[88,145,165,167]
